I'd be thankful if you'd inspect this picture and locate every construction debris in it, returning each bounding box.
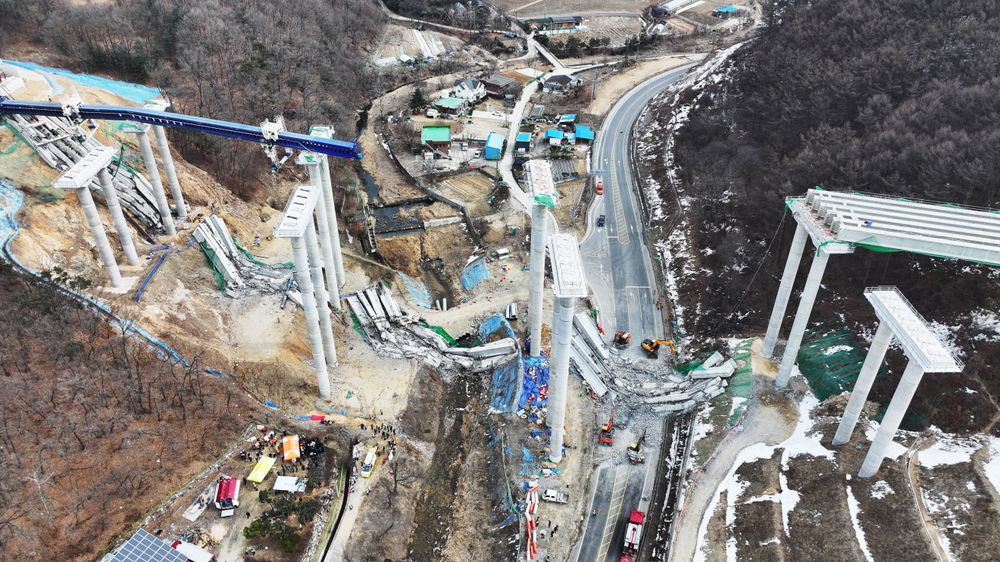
[348,282,517,373]
[4,113,165,233]
[192,214,291,296]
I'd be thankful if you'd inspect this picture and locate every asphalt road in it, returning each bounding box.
[573,66,692,562]
[581,66,691,347]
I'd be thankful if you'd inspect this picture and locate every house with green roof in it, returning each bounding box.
[421,125,452,152]
[433,96,467,115]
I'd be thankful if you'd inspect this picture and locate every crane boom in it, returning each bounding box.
[0,97,362,160]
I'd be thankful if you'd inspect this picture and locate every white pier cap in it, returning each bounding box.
[549,233,587,298]
[787,188,1000,266]
[274,184,321,238]
[864,286,963,373]
[52,146,116,189]
[527,159,558,207]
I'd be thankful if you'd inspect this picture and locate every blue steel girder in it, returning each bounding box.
[0,98,362,160]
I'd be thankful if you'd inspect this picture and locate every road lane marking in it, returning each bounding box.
[597,466,629,561]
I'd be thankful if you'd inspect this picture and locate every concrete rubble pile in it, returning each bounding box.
[192,215,290,296]
[571,311,732,414]
[347,283,517,374]
[4,113,165,231]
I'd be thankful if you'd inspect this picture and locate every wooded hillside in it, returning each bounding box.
[0,0,384,197]
[0,264,253,561]
[662,0,1000,432]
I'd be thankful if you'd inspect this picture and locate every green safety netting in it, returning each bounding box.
[197,241,226,290]
[232,236,293,269]
[419,320,458,346]
[795,326,871,401]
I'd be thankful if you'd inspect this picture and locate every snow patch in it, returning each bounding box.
[984,436,1000,495]
[845,486,874,562]
[823,344,852,356]
[863,422,908,461]
[918,436,980,468]
[970,309,1000,342]
[870,480,894,499]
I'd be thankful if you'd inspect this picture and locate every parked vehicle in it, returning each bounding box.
[541,489,568,504]
[595,177,605,195]
[426,108,440,118]
[622,510,645,557]
[597,214,606,227]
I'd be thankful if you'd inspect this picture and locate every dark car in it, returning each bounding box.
[597,214,606,227]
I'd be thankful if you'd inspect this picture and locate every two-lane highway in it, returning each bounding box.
[580,66,692,344]
[574,65,693,562]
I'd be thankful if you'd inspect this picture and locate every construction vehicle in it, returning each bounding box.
[613,331,631,347]
[622,510,645,558]
[627,429,647,464]
[541,489,568,504]
[599,411,615,445]
[641,338,677,358]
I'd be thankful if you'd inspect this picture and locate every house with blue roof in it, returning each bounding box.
[545,129,564,146]
[574,124,595,144]
[484,132,505,160]
[515,132,533,152]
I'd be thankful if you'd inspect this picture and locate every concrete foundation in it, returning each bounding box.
[762,223,808,357]
[305,220,338,366]
[527,203,548,356]
[76,186,123,287]
[134,128,176,235]
[833,322,893,445]
[97,169,139,265]
[776,249,830,387]
[859,362,924,477]
[152,125,186,220]
[290,235,332,400]
[548,296,575,463]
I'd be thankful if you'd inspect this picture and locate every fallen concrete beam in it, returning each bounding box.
[573,311,611,362]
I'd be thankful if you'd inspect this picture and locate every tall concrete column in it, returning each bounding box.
[305,220,338,366]
[76,186,123,288]
[319,156,346,285]
[134,128,176,235]
[97,169,139,265]
[308,162,341,309]
[290,235,332,400]
[762,223,809,357]
[548,296,575,463]
[527,202,548,356]
[833,322,894,445]
[859,362,925,477]
[152,125,187,220]
[776,249,830,387]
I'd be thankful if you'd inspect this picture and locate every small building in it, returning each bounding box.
[484,132,505,160]
[543,75,580,94]
[574,124,595,144]
[421,125,452,153]
[527,104,547,123]
[545,129,564,146]
[433,96,467,115]
[482,75,516,97]
[247,455,276,483]
[712,5,744,18]
[170,541,216,562]
[281,435,301,462]
[515,132,532,152]
[451,78,486,103]
[525,15,583,33]
[213,475,241,516]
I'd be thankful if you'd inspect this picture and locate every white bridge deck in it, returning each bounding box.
[864,286,963,372]
[787,189,1000,264]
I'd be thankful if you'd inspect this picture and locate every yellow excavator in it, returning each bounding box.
[641,339,677,358]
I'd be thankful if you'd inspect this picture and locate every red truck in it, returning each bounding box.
[621,510,645,559]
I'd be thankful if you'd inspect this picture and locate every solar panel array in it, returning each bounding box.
[110,529,188,562]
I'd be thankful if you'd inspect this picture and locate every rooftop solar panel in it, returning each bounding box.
[110,529,188,562]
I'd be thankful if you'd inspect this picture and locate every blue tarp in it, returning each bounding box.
[4,60,161,104]
[480,314,522,413]
[519,354,550,410]
[545,129,564,139]
[575,124,595,141]
[398,271,432,308]
[461,256,492,290]
[558,113,577,123]
[714,5,740,12]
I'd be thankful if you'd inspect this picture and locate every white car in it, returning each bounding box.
[541,489,568,504]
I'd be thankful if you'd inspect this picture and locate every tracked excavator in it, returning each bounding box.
[641,339,677,358]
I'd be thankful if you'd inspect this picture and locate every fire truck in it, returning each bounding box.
[621,509,645,560]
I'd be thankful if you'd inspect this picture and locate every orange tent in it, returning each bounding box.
[281,435,300,462]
